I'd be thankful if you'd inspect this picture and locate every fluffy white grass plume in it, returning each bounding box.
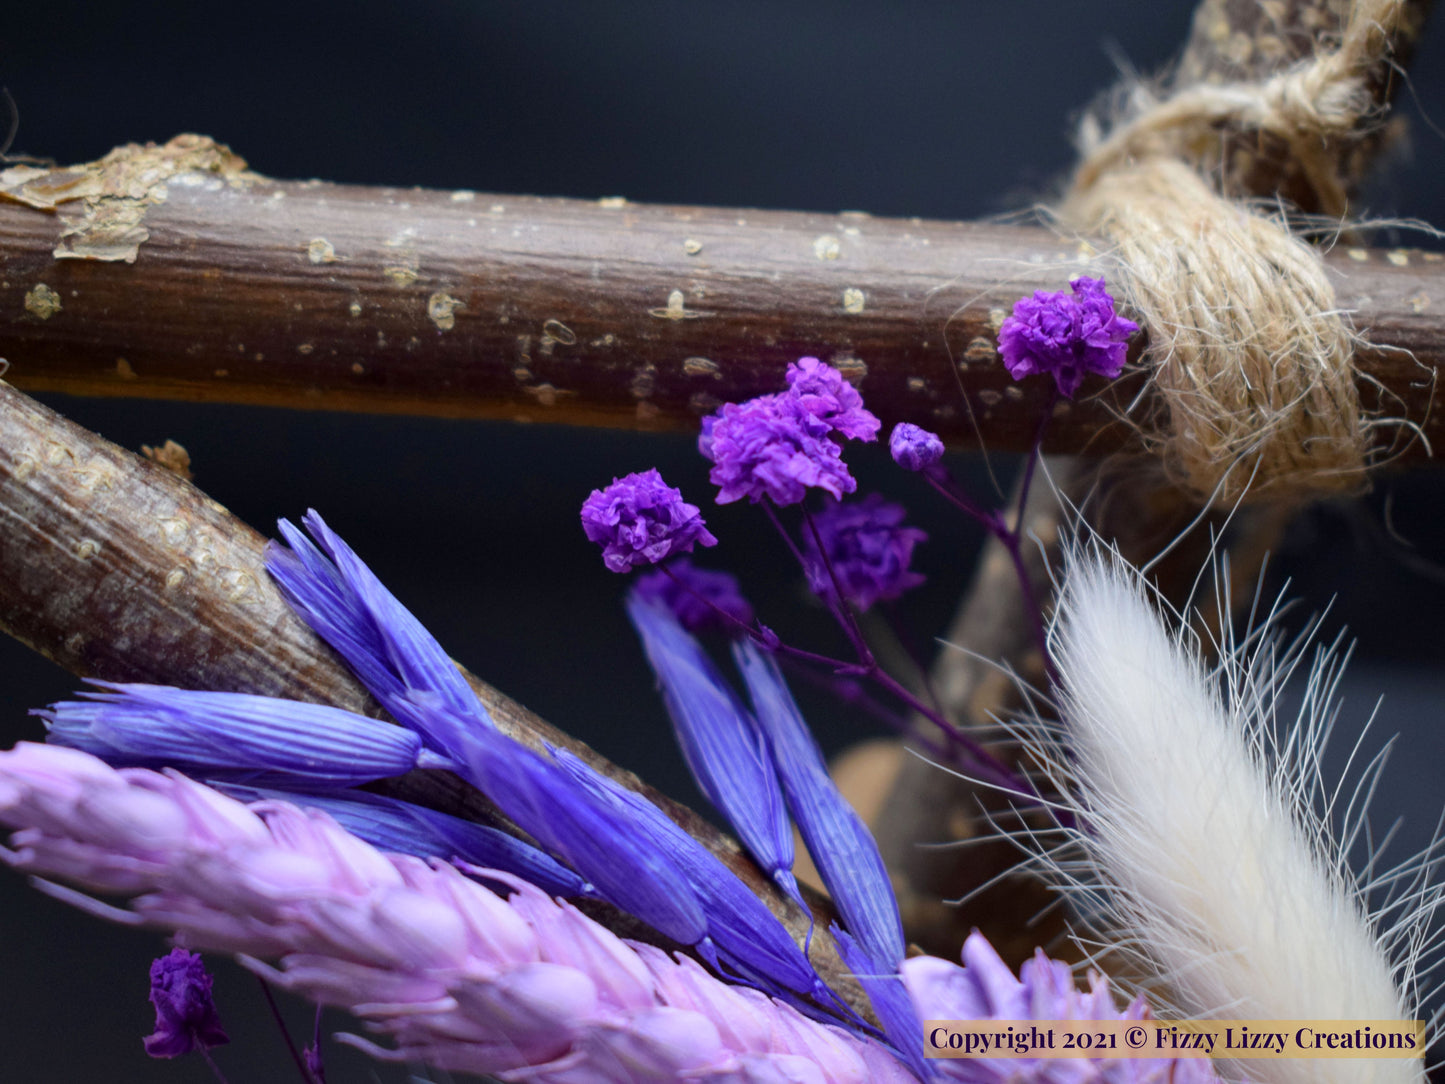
[1032,549,1437,1084]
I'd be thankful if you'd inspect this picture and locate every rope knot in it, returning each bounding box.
[1062,0,1407,502]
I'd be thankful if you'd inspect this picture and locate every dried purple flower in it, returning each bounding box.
[581,469,718,573]
[997,275,1137,398]
[700,358,880,507]
[702,393,857,506]
[144,948,229,1058]
[632,558,754,633]
[803,495,927,611]
[785,356,881,442]
[888,422,945,472]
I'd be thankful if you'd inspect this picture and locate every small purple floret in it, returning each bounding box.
[632,559,754,634]
[581,469,718,573]
[804,495,927,611]
[144,948,229,1059]
[888,422,944,472]
[997,275,1137,398]
[701,358,878,507]
[702,394,857,506]
[785,357,881,442]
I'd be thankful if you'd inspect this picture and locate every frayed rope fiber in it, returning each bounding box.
[1062,0,1409,503]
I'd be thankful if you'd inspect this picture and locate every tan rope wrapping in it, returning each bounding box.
[1063,0,1405,502]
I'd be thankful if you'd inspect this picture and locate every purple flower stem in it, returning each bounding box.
[309,1005,326,1084]
[254,975,319,1084]
[777,655,949,762]
[1012,389,1055,533]
[197,1045,233,1084]
[757,500,811,580]
[879,599,945,718]
[1003,388,1061,688]
[755,500,1040,803]
[798,505,879,666]
[922,476,1057,690]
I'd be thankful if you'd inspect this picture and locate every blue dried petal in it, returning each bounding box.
[833,926,932,1081]
[456,725,710,951]
[546,746,848,1016]
[266,511,493,755]
[215,784,592,900]
[625,595,805,911]
[38,682,449,787]
[735,641,906,968]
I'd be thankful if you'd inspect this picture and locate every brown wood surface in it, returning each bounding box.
[1,137,1441,462]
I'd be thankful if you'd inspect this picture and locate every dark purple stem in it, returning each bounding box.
[777,654,949,761]
[254,975,319,1084]
[197,1045,233,1084]
[308,1004,326,1084]
[1012,387,1057,533]
[1003,388,1060,687]
[763,499,1040,803]
[922,402,1058,690]
[798,505,879,666]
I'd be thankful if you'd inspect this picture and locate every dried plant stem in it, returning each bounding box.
[0,379,867,1015]
[0,139,1440,457]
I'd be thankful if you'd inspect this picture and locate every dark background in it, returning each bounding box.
[4,2,1445,1081]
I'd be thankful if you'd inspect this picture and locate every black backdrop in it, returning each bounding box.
[5,3,1445,1081]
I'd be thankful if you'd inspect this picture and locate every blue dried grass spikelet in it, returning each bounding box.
[38,681,449,786]
[625,593,805,910]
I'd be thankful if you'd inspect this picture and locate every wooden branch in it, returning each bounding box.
[1173,0,1434,212]
[0,136,1441,460]
[0,378,868,1017]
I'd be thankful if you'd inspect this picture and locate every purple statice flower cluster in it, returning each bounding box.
[699,356,880,506]
[803,494,928,612]
[582,357,926,627]
[145,948,229,1059]
[581,467,718,572]
[998,276,1137,398]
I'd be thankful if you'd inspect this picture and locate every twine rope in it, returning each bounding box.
[1063,0,1405,502]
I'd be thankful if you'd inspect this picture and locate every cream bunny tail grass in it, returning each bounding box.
[1034,549,1439,1084]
